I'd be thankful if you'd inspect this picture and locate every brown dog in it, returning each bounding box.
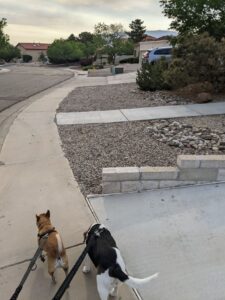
[36,210,69,283]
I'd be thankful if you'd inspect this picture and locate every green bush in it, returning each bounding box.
[47,39,84,64]
[164,33,225,91]
[22,54,32,62]
[120,57,139,64]
[0,44,20,62]
[136,59,169,91]
[80,58,93,66]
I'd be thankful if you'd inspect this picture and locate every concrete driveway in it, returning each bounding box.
[0,64,73,112]
[89,182,225,300]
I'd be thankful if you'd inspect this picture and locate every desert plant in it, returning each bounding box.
[136,59,169,91]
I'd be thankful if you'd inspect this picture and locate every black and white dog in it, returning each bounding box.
[82,223,158,300]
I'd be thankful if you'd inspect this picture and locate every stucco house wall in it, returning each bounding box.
[16,43,50,62]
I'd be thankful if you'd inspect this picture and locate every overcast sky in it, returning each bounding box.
[1,0,171,45]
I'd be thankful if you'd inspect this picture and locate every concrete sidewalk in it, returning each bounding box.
[57,101,225,125]
[89,182,225,300]
[0,74,136,299]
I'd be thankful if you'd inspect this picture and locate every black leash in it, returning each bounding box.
[9,236,48,300]
[9,247,42,300]
[52,235,95,300]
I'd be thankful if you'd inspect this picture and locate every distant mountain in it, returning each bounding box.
[145,30,177,38]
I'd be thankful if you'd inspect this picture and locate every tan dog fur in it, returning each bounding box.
[36,210,69,283]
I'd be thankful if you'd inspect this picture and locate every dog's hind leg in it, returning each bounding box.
[109,279,119,297]
[96,271,111,300]
[48,256,56,284]
[82,254,91,273]
[61,253,69,276]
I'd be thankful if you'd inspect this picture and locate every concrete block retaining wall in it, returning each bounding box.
[102,155,225,194]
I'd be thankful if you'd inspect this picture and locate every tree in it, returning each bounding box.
[0,18,9,48]
[78,32,96,58]
[0,18,20,62]
[160,0,225,40]
[0,44,20,62]
[67,34,79,42]
[47,39,84,64]
[94,22,129,64]
[78,31,94,44]
[127,19,146,43]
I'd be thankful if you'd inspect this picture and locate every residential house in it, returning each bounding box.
[16,43,50,62]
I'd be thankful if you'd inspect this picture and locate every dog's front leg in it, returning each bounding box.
[39,250,46,262]
[82,254,91,273]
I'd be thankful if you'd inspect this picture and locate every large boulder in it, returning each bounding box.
[196,92,213,103]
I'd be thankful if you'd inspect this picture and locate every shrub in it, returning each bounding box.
[136,59,169,91]
[22,54,32,62]
[80,57,93,66]
[38,52,48,63]
[120,57,139,64]
[164,33,225,92]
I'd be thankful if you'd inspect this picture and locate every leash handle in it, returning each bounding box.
[9,285,22,300]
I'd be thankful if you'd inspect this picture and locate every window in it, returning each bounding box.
[154,48,172,55]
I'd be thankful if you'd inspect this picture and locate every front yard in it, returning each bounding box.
[58,83,225,196]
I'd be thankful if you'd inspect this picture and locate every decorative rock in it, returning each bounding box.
[196,92,213,103]
[146,120,225,154]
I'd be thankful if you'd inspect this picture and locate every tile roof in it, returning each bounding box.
[17,43,50,50]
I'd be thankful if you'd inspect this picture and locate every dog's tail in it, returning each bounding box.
[125,273,159,289]
[110,264,159,288]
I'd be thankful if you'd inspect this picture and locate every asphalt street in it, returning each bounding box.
[0,64,73,112]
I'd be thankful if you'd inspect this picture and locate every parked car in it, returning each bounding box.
[143,46,173,64]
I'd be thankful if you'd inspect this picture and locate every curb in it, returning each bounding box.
[0,68,10,74]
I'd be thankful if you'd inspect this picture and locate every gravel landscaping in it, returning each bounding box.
[58,82,225,113]
[58,115,225,196]
[58,83,189,112]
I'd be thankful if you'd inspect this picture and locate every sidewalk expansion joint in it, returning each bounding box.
[0,242,85,270]
[1,153,64,167]
[119,109,129,121]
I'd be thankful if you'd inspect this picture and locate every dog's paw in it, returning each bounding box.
[82,266,91,274]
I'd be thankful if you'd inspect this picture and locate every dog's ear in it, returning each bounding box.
[36,214,40,222]
[45,210,50,218]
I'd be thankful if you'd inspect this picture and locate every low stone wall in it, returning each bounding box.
[102,155,225,194]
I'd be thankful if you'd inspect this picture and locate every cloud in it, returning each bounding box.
[1,0,170,44]
[52,0,152,11]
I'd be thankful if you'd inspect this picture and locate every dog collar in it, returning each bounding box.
[38,227,56,240]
